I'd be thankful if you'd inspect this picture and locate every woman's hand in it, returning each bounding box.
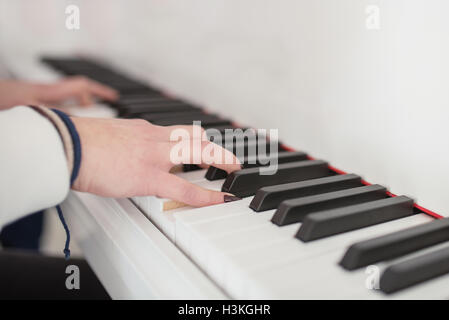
[0,76,118,110]
[71,117,242,207]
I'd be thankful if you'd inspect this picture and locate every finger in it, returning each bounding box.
[199,140,242,173]
[87,80,119,101]
[42,77,118,105]
[154,172,240,207]
[79,91,93,106]
[167,140,241,173]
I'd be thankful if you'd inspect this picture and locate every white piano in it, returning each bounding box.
[2,0,449,299]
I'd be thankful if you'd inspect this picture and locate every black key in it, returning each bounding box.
[204,125,244,134]
[218,139,280,160]
[206,128,267,145]
[182,164,202,172]
[119,98,184,109]
[340,218,449,270]
[182,139,275,174]
[206,151,308,181]
[114,96,174,108]
[116,87,161,95]
[271,184,387,226]
[120,103,199,117]
[221,160,330,198]
[152,114,232,127]
[296,196,414,242]
[380,245,449,294]
[116,93,166,101]
[139,110,205,122]
[250,174,362,212]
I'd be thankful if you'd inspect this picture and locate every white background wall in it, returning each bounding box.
[1,0,448,216]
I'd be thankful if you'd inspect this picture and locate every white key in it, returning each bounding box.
[174,198,253,255]
[175,204,432,298]
[228,214,433,299]
[174,199,298,286]
[137,174,224,217]
[133,174,229,240]
[244,238,449,300]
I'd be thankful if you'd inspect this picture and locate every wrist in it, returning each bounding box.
[51,109,82,186]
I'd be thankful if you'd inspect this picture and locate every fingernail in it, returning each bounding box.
[224,195,242,203]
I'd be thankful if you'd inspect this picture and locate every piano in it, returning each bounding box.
[3,55,448,299]
[2,0,449,300]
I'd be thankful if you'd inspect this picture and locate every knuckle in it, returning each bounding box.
[131,118,148,127]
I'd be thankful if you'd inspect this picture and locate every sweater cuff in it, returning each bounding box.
[29,106,82,185]
[30,106,74,177]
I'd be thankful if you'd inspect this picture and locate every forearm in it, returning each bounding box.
[0,106,70,227]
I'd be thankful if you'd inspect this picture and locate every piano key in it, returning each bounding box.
[224,138,278,153]
[175,198,254,255]
[139,110,205,122]
[119,99,187,109]
[182,164,202,172]
[113,95,176,108]
[152,114,232,127]
[339,217,449,270]
[204,125,246,134]
[271,184,387,226]
[380,244,449,294]
[172,198,430,298]
[120,103,200,117]
[296,196,415,242]
[182,139,277,173]
[221,160,330,198]
[137,177,224,217]
[205,151,308,181]
[117,87,163,95]
[250,173,362,212]
[207,128,268,145]
[223,215,433,299]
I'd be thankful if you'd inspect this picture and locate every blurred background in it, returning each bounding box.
[0,0,448,254]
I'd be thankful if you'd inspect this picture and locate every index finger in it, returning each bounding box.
[169,139,241,173]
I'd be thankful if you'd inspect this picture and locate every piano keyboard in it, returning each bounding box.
[39,56,449,299]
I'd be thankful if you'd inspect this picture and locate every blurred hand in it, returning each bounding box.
[72,117,241,207]
[0,76,118,110]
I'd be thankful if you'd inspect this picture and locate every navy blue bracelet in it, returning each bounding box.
[51,109,82,185]
[51,109,82,260]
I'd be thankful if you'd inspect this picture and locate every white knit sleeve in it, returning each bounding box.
[0,106,70,228]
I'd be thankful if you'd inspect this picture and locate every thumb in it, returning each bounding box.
[154,172,241,207]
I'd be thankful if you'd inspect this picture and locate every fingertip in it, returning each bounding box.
[107,89,120,101]
[223,163,243,174]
